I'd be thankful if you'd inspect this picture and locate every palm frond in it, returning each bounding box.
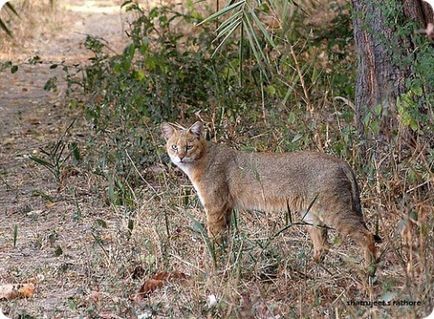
[199,0,281,79]
[250,7,275,48]
[199,0,316,81]
[212,18,242,56]
[215,9,242,34]
[0,2,20,37]
[243,9,269,64]
[5,3,20,18]
[0,18,12,37]
[197,0,245,26]
[214,14,242,41]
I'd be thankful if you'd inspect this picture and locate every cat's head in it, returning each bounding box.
[161,121,206,165]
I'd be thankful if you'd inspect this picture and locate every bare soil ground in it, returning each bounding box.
[0,1,133,317]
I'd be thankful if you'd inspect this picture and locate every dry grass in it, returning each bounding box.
[0,1,63,56]
[2,121,432,318]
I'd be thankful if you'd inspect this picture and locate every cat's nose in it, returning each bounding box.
[179,153,186,161]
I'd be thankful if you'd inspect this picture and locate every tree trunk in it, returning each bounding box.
[351,0,433,143]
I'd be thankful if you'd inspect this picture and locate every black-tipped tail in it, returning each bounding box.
[373,234,382,243]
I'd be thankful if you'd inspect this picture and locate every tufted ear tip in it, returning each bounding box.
[161,122,175,141]
[189,121,203,138]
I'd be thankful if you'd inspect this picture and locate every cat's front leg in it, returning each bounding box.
[204,203,232,242]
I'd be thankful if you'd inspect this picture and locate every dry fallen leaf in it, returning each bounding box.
[88,290,101,303]
[132,271,188,301]
[0,283,36,300]
[45,201,56,209]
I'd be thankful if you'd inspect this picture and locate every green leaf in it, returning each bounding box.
[69,142,81,162]
[133,69,145,81]
[374,104,382,116]
[124,43,136,61]
[54,245,63,256]
[13,225,18,248]
[43,76,58,92]
[291,133,302,143]
[243,15,268,77]
[287,112,296,124]
[412,86,422,96]
[95,218,108,228]
[215,10,242,34]
[197,0,245,26]
[244,11,268,64]
[215,14,242,41]
[250,8,275,48]
[266,85,276,96]
[212,20,242,57]
[29,156,55,169]
[11,65,18,73]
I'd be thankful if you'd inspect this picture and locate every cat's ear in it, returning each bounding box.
[161,122,175,141]
[189,121,203,138]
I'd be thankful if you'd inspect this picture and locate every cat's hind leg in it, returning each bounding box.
[304,212,330,262]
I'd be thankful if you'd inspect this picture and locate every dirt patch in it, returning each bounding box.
[1,0,129,62]
[0,1,132,317]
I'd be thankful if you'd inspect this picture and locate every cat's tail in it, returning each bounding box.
[341,163,362,214]
[342,163,382,244]
[373,234,382,243]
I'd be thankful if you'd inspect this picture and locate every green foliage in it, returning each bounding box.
[65,1,360,207]
[0,61,19,73]
[72,1,357,127]
[361,0,434,135]
[397,86,425,131]
[405,32,434,133]
[66,3,270,206]
[78,6,225,127]
[13,224,18,248]
[43,76,58,92]
[29,121,80,185]
[198,0,276,77]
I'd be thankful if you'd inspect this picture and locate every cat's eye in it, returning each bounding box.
[186,145,193,150]
[171,145,178,151]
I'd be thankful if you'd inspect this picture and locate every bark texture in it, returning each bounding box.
[351,0,433,140]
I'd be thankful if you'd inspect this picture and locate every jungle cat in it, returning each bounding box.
[161,121,379,272]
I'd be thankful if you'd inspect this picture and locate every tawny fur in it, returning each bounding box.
[161,121,378,272]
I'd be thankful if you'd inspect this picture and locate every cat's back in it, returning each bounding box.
[232,149,349,177]
[202,142,238,172]
[256,150,349,175]
[200,145,352,194]
[204,144,350,177]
